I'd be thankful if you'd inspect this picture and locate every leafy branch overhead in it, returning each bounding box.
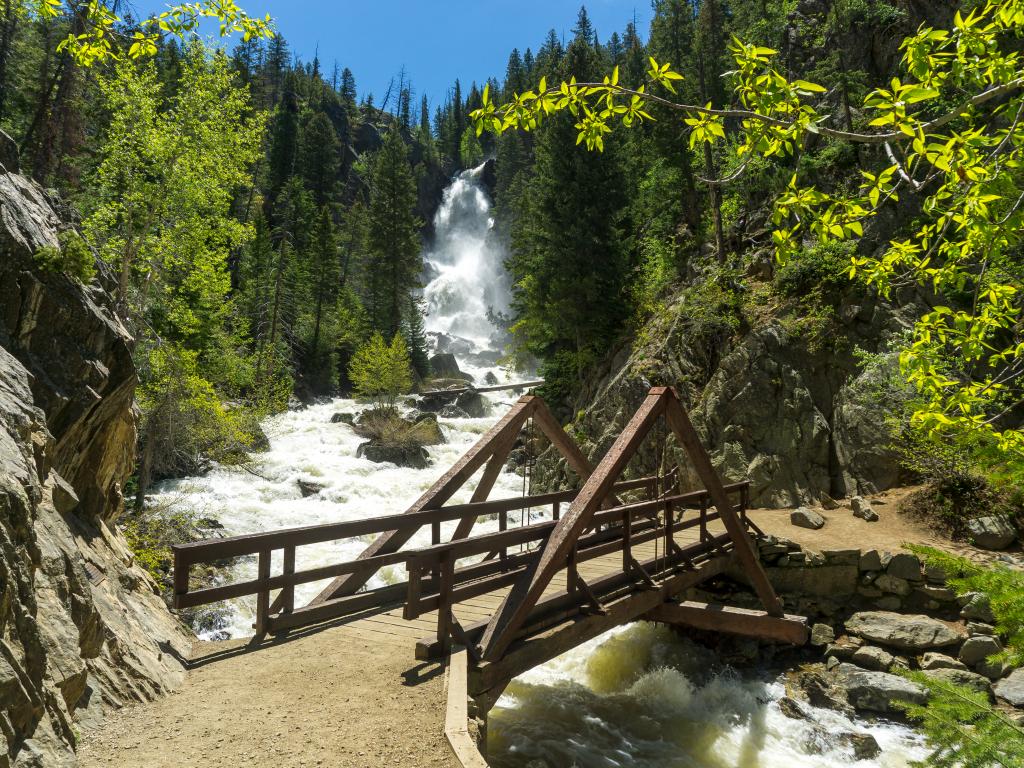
[472,0,1024,456]
[23,0,274,64]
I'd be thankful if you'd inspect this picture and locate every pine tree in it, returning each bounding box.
[298,109,340,206]
[508,35,631,404]
[366,126,422,338]
[301,205,340,391]
[265,72,300,211]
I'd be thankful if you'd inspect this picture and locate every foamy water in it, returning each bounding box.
[489,623,928,767]
[153,380,532,638]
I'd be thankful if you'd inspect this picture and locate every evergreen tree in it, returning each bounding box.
[265,72,300,211]
[507,36,631,403]
[366,126,422,338]
[301,205,340,391]
[298,109,340,206]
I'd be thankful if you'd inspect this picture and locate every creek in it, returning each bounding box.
[153,165,927,767]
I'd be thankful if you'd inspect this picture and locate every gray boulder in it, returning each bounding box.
[836,663,927,713]
[960,592,996,623]
[850,645,894,672]
[791,507,825,530]
[967,515,1018,551]
[297,479,325,497]
[456,389,488,418]
[845,611,964,651]
[484,371,499,385]
[429,353,473,382]
[851,496,879,522]
[330,412,354,425]
[920,652,967,672]
[923,668,993,697]
[994,669,1024,708]
[886,553,922,581]
[356,441,430,469]
[959,635,1003,667]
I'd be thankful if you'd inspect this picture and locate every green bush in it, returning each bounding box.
[33,230,96,282]
[137,345,265,482]
[348,332,412,412]
[773,239,854,298]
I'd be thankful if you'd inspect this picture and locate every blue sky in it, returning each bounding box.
[132,1,652,108]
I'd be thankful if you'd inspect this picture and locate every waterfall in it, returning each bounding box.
[422,163,510,353]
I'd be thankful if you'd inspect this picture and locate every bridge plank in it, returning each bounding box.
[646,601,809,645]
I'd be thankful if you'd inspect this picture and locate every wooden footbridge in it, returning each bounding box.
[171,386,806,760]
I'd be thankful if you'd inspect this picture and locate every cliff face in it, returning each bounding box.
[537,275,920,508]
[0,135,191,767]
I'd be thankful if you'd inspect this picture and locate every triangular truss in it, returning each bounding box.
[477,386,783,661]
[309,393,600,606]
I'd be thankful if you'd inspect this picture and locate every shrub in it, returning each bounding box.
[898,428,1023,538]
[137,345,264,484]
[33,230,96,282]
[348,332,412,412]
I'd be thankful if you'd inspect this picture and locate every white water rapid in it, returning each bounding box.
[151,168,927,768]
[422,163,510,349]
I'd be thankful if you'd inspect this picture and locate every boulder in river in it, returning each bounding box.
[835,663,927,713]
[484,371,499,385]
[456,390,488,418]
[844,611,964,651]
[330,412,354,425]
[429,353,473,382]
[297,480,325,497]
[356,441,430,469]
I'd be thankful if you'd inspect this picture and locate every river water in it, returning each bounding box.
[153,165,928,767]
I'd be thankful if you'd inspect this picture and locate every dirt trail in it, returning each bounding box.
[78,622,459,768]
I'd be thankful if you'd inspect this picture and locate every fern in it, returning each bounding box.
[900,672,1024,768]
[907,545,1024,666]
[896,546,1024,768]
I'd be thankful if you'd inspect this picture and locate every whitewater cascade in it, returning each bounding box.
[422,163,510,350]
[151,169,927,768]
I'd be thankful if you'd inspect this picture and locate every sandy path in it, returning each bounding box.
[78,623,459,768]
[747,485,1021,566]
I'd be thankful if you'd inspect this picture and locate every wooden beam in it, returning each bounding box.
[478,390,669,661]
[467,557,732,696]
[449,429,520,541]
[662,389,784,617]
[308,396,537,605]
[646,601,809,645]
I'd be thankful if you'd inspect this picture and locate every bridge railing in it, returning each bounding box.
[404,480,752,654]
[171,473,667,633]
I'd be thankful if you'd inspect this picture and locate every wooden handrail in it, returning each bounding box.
[173,483,748,615]
[172,474,673,567]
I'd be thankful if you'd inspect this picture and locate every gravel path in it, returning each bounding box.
[78,623,459,768]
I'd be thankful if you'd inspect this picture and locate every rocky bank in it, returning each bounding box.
[0,135,191,766]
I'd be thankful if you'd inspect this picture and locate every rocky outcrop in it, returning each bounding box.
[537,277,919,506]
[1,156,191,765]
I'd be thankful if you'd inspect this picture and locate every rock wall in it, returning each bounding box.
[537,280,918,507]
[0,134,192,766]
